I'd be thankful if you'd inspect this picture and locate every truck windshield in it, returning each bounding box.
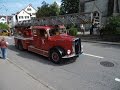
[49,28,67,36]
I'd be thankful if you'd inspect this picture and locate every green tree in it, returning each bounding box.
[69,25,78,36]
[36,1,50,18]
[49,2,60,16]
[60,0,79,14]
[0,23,9,30]
[36,1,60,18]
[102,16,120,35]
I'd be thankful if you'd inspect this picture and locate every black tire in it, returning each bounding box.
[50,50,62,64]
[18,41,24,50]
[15,44,18,49]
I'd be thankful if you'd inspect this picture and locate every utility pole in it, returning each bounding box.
[113,0,119,16]
[78,0,81,30]
[79,0,81,14]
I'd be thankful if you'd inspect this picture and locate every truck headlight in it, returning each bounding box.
[67,50,71,55]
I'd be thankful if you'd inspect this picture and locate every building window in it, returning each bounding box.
[85,0,95,2]
[27,8,31,11]
[31,17,35,19]
[1,19,5,21]
[19,16,24,19]
[25,16,29,19]
[32,13,36,15]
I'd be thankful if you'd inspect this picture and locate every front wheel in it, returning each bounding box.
[50,50,62,64]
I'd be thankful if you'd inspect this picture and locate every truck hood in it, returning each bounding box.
[49,34,75,41]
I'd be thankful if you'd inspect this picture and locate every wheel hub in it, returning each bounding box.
[52,52,59,62]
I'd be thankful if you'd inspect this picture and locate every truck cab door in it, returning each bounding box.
[33,29,42,48]
[39,30,49,51]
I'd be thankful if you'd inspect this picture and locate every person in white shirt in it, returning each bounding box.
[80,24,85,35]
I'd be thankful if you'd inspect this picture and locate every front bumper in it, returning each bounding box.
[62,53,80,58]
[62,45,83,59]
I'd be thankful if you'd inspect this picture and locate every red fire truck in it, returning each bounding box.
[14,13,90,63]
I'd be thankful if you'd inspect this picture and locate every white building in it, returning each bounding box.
[12,4,37,27]
[24,4,36,19]
[17,9,31,22]
[0,16,7,24]
[0,16,12,25]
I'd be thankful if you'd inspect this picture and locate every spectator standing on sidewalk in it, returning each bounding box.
[90,18,96,35]
[80,24,85,35]
[0,37,2,58]
[0,37,8,59]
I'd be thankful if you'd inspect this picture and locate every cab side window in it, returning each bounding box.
[39,30,47,38]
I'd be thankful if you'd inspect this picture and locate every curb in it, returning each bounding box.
[7,59,56,90]
[82,40,120,45]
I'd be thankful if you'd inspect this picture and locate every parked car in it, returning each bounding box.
[0,29,10,36]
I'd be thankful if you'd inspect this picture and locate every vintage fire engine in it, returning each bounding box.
[14,13,90,63]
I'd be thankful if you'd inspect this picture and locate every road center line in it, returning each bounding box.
[7,37,12,39]
[115,78,120,82]
[83,53,104,59]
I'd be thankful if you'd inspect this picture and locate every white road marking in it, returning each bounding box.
[6,37,12,39]
[83,53,104,59]
[115,78,120,82]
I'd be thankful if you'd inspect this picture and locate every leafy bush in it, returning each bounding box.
[102,16,120,35]
[0,23,9,30]
[69,26,78,36]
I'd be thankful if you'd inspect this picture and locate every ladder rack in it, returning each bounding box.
[15,12,92,28]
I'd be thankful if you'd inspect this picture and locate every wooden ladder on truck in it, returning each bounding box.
[15,12,92,27]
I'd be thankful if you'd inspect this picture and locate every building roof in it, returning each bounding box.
[24,4,37,12]
[16,9,31,16]
[0,16,12,19]
[12,4,36,16]
[0,16,6,19]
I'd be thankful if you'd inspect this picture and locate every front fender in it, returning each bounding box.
[49,47,66,57]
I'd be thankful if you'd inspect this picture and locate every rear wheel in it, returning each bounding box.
[50,50,62,64]
[15,44,18,49]
[18,41,24,50]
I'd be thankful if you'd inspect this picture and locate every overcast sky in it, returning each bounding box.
[0,0,61,16]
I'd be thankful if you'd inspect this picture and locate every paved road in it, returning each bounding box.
[4,36,120,90]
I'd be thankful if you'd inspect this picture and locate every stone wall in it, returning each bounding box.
[85,0,108,16]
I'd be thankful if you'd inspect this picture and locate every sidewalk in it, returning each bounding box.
[0,59,52,90]
[77,32,120,45]
[82,39,120,45]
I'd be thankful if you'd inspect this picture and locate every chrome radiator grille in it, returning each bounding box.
[74,38,81,54]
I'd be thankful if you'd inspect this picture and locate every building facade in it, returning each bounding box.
[82,0,120,25]
[0,16,7,24]
[12,4,37,27]
[0,16,12,26]
[17,9,31,22]
[24,4,36,19]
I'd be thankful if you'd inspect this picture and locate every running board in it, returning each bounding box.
[28,45,49,57]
